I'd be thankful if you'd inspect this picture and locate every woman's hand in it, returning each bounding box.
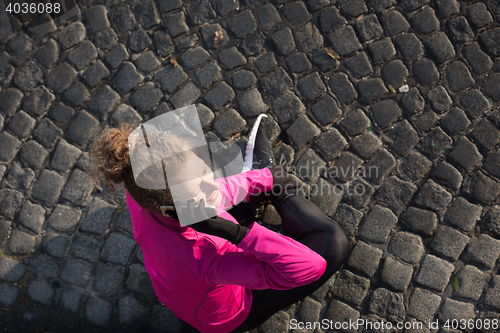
[181,199,249,245]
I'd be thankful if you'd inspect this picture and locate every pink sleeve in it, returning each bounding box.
[216,168,273,212]
[203,222,327,290]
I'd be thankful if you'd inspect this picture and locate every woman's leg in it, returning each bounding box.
[232,194,351,332]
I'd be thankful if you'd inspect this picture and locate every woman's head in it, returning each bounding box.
[90,123,221,211]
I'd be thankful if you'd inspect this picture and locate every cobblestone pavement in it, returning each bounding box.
[1,0,500,332]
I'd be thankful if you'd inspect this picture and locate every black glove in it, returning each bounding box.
[181,199,249,245]
[248,165,299,207]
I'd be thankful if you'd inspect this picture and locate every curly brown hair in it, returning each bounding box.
[89,123,191,210]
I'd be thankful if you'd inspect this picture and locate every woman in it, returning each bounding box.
[90,120,350,333]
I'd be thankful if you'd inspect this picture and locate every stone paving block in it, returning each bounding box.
[5,163,35,191]
[298,72,326,101]
[66,110,99,147]
[23,85,55,118]
[254,52,278,73]
[239,31,266,57]
[401,206,437,236]
[163,11,189,38]
[83,60,110,88]
[297,297,321,323]
[126,263,156,298]
[413,57,439,87]
[394,33,423,62]
[483,73,500,102]
[33,118,62,150]
[369,288,405,323]
[382,59,408,90]
[329,72,357,107]
[369,39,397,70]
[84,5,110,34]
[447,16,474,44]
[386,120,419,156]
[0,257,26,282]
[371,99,402,129]
[270,27,296,56]
[80,198,115,236]
[439,299,475,323]
[344,52,373,80]
[471,119,500,150]
[365,148,396,185]
[102,232,136,264]
[226,9,256,38]
[408,288,441,323]
[323,300,360,333]
[8,229,36,254]
[113,62,144,95]
[463,42,493,77]
[281,1,310,25]
[109,104,142,128]
[133,1,160,29]
[85,297,112,327]
[104,44,129,70]
[332,203,363,236]
[196,60,222,89]
[425,31,456,64]
[45,62,77,94]
[17,201,45,234]
[437,0,460,17]
[347,241,382,277]
[181,47,211,71]
[286,53,311,73]
[34,39,59,69]
[273,143,295,168]
[13,60,43,92]
[344,178,375,209]
[331,269,370,306]
[330,152,363,183]
[446,61,475,93]
[416,111,437,132]
[448,136,482,173]
[59,290,82,314]
[314,128,346,161]
[430,225,469,261]
[127,28,151,53]
[327,25,361,56]
[231,70,256,91]
[93,262,125,296]
[358,205,397,244]
[319,6,345,33]
[463,171,500,205]
[27,280,54,306]
[388,231,424,264]
[47,204,81,233]
[380,10,410,36]
[60,258,92,287]
[261,67,293,97]
[401,151,432,181]
[0,219,11,248]
[381,256,413,292]
[415,179,452,212]
[296,23,322,54]
[428,86,452,113]
[215,0,239,16]
[483,206,500,238]
[58,22,86,49]
[66,41,97,71]
[42,231,69,257]
[170,82,201,109]
[466,2,493,28]
[0,88,23,116]
[19,140,48,171]
[454,265,487,301]
[358,78,388,105]
[130,82,162,113]
[31,169,65,207]
[440,107,471,136]
[411,7,439,35]
[484,149,500,179]
[29,253,58,278]
[255,4,281,31]
[312,48,340,72]
[204,81,235,109]
[218,46,246,70]
[155,65,187,94]
[117,294,148,326]
[153,30,174,57]
[200,23,229,50]
[0,284,18,309]
[479,27,500,57]
[400,0,429,12]
[355,14,383,42]
[461,89,491,120]
[236,87,268,119]
[214,108,246,140]
[444,197,481,232]
[415,254,454,292]
[111,5,136,34]
[70,233,103,262]
[309,95,340,127]
[419,127,452,160]
[287,115,321,150]
[350,132,381,160]
[466,234,500,269]
[378,176,417,215]
[484,275,500,310]
[8,110,35,139]
[293,149,325,183]
[64,82,90,107]
[50,139,82,174]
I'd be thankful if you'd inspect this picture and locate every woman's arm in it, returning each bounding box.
[202,222,327,290]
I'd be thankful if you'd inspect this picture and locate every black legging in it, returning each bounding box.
[231,195,351,332]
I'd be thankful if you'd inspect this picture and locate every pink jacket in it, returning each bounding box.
[127,168,327,333]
